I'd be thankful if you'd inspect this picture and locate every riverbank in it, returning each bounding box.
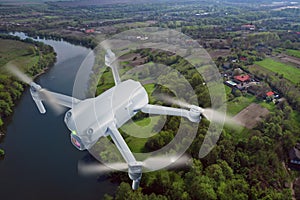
[0,35,56,139]
[0,31,116,200]
[6,29,98,49]
[0,147,4,158]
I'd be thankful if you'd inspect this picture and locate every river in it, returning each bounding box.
[0,33,116,200]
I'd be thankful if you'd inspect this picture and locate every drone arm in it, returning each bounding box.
[141,104,201,123]
[30,82,46,114]
[105,49,121,85]
[107,124,142,190]
[107,124,136,164]
[30,82,81,114]
[110,63,121,85]
[44,91,81,108]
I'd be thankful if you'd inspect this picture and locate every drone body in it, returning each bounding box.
[65,79,148,150]
[15,49,203,190]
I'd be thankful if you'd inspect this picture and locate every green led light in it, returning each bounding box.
[72,130,77,135]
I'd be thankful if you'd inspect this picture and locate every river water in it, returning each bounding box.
[0,33,116,200]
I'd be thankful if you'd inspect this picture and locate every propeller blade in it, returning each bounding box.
[142,154,191,171]
[39,89,66,115]
[6,62,65,115]
[156,94,192,109]
[158,94,240,126]
[5,62,32,84]
[78,161,128,176]
[202,108,239,127]
[79,154,191,175]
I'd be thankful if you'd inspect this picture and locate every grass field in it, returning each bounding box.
[226,94,256,115]
[121,83,160,152]
[121,116,163,152]
[255,58,300,84]
[143,83,156,103]
[0,39,38,70]
[225,85,232,97]
[259,101,276,112]
[286,49,300,59]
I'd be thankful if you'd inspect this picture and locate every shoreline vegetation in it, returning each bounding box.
[6,30,98,49]
[0,147,4,158]
[0,1,299,199]
[0,34,56,142]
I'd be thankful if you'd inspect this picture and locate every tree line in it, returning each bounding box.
[0,35,56,130]
[89,49,299,199]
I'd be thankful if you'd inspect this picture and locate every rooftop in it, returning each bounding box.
[266,91,274,97]
[225,80,237,87]
[234,75,250,82]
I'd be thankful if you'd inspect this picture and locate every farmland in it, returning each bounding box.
[286,49,300,59]
[255,58,300,84]
[226,94,256,115]
[0,39,38,69]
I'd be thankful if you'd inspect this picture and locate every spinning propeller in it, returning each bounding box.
[4,47,238,190]
[159,94,239,127]
[78,154,191,176]
[5,63,68,114]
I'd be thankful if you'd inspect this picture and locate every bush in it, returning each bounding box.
[0,148,4,156]
[233,89,242,97]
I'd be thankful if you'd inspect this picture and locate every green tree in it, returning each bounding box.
[217,178,249,200]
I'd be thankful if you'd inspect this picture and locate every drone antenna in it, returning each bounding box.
[105,49,121,85]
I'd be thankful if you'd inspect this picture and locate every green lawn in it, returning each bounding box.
[125,137,148,153]
[121,116,163,152]
[226,94,256,115]
[255,58,300,84]
[286,49,300,59]
[259,101,276,112]
[0,39,37,69]
[225,85,232,97]
[121,116,162,138]
[120,84,160,153]
[143,83,156,103]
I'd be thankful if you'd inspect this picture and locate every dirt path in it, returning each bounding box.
[274,54,300,68]
[233,103,269,129]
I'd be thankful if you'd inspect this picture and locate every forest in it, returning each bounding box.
[0,0,299,199]
[89,48,299,200]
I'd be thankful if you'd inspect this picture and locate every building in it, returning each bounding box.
[241,24,256,31]
[289,143,300,170]
[266,91,274,98]
[234,75,250,83]
[225,81,237,88]
[223,62,232,70]
[85,29,95,34]
[240,56,248,62]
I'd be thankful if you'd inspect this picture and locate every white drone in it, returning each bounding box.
[8,49,228,190]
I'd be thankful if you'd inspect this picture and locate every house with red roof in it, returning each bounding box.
[85,29,95,34]
[265,91,275,101]
[234,75,250,83]
[240,56,248,61]
[266,91,274,97]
